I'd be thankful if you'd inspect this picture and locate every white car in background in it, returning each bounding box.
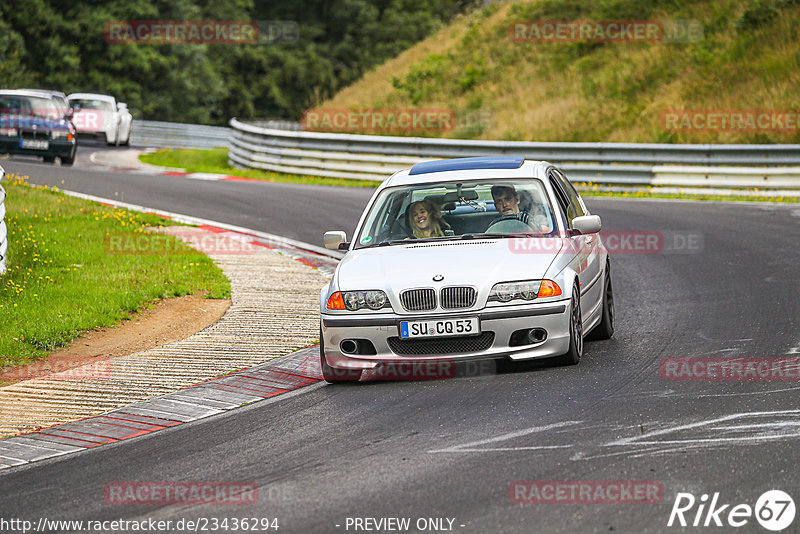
[67,93,132,146]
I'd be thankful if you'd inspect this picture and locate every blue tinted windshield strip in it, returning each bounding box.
[409,156,524,175]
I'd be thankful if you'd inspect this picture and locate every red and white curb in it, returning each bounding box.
[0,347,323,469]
[159,170,265,182]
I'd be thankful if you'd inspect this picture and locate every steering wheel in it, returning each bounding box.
[486,215,536,234]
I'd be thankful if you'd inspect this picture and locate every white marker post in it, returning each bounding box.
[0,165,7,275]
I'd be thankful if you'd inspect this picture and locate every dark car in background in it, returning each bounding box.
[0,90,77,165]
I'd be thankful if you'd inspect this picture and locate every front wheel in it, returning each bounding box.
[60,145,77,167]
[556,284,583,366]
[319,325,362,383]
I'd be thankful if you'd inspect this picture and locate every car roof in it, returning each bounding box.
[18,89,67,99]
[0,89,60,99]
[67,93,115,102]
[383,158,551,187]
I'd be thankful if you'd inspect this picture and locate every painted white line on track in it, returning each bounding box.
[428,421,581,453]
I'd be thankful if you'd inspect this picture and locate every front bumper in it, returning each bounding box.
[321,299,572,371]
[0,137,76,158]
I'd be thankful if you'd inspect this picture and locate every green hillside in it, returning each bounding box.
[322,0,800,143]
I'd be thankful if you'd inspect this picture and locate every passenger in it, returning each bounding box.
[407,199,450,238]
[490,185,551,232]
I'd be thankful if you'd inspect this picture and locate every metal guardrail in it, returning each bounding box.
[0,166,7,275]
[228,118,800,188]
[132,120,230,149]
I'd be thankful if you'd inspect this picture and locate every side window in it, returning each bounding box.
[549,169,584,226]
[548,171,575,227]
[554,169,586,217]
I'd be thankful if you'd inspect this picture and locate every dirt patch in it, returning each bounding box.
[0,293,230,385]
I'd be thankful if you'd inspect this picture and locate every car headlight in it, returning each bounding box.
[0,128,18,136]
[51,130,69,140]
[488,280,562,303]
[327,290,391,311]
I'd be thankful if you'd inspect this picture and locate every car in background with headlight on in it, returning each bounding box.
[0,89,77,165]
[67,92,132,146]
[319,156,614,382]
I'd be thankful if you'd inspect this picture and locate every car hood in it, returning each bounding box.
[0,115,70,131]
[336,238,567,292]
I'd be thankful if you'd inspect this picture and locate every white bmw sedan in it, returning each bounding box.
[320,157,614,382]
[67,93,132,146]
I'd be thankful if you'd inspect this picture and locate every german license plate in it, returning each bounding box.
[21,139,48,150]
[399,317,480,339]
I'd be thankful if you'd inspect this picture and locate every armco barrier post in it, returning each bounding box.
[0,165,7,275]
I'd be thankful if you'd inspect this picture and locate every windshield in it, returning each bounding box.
[355,178,557,249]
[69,99,115,113]
[0,95,61,119]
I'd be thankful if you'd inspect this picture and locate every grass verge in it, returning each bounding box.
[139,147,379,188]
[578,185,800,203]
[0,173,231,370]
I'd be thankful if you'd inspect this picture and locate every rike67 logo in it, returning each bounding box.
[668,490,795,531]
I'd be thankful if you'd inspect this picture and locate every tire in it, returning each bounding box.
[60,145,77,167]
[556,284,583,366]
[319,325,362,383]
[42,156,56,163]
[586,262,614,341]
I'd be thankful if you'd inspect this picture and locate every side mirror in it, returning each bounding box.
[65,108,74,119]
[571,215,602,235]
[324,231,347,250]
[117,103,127,110]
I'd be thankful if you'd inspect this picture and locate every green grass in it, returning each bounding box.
[0,173,231,370]
[579,188,800,203]
[140,147,379,188]
[322,0,800,144]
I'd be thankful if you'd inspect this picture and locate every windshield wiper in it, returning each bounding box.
[461,233,546,239]
[460,233,512,239]
[361,238,423,248]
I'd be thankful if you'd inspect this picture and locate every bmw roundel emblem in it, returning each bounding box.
[433,274,444,282]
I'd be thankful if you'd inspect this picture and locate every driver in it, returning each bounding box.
[490,185,551,232]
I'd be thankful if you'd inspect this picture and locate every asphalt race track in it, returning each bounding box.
[1,147,800,533]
